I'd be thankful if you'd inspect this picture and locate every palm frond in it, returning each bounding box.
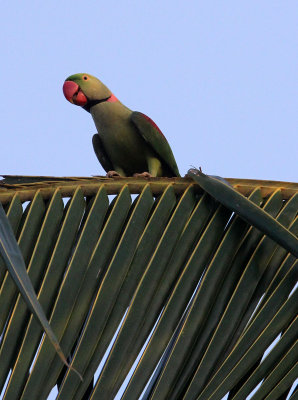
[0,175,297,400]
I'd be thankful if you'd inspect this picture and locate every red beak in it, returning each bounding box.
[63,81,88,106]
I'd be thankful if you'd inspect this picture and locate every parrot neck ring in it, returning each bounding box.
[83,94,118,112]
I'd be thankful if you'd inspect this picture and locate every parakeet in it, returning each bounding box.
[63,73,180,177]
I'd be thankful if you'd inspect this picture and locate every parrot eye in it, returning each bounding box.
[83,75,89,81]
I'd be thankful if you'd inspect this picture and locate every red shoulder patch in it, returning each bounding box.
[141,113,166,138]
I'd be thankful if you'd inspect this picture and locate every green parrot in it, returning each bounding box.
[63,73,180,177]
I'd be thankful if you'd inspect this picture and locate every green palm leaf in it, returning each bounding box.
[189,169,298,257]
[0,199,74,377]
[0,175,297,400]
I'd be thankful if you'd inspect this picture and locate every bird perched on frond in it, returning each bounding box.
[63,73,180,177]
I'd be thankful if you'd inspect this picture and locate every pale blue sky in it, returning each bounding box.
[2,1,297,182]
[1,1,297,399]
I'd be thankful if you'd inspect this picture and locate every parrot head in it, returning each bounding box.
[63,73,113,108]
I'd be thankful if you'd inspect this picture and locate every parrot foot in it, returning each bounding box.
[133,172,153,178]
[106,170,121,178]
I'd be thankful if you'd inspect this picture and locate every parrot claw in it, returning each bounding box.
[133,172,153,178]
[106,170,121,178]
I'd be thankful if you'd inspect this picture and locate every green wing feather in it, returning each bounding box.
[131,112,180,177]
[92,134,114,173]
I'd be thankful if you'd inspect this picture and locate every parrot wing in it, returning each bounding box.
[130,112,180,177]
[92,133,114,173]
